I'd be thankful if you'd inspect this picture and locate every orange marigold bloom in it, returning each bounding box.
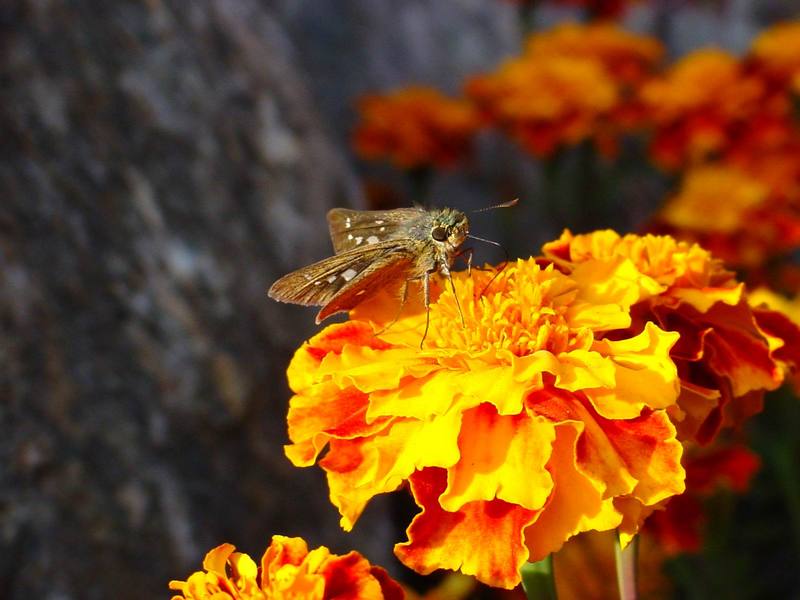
[525,22,663,86]
[654,164,800,268]
[169,536,404,600]
[639,49,766,169]
[466,53,618,157]
[353,87,481,169]
[542,230,794,444]
[749,21,800,93]
[285,257,685,589]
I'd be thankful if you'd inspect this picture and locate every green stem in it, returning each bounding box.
[615,532,638,600]
[520,555,558,600]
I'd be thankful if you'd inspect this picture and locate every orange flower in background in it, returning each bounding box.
[659,166,769,235]
[353,87,481,169]
[654,165,800,268]
[542,230,795,445]
[640,49,766,169]
[523,23,663,154]
[749,21,800,94]
[644,444,760,555]
[285,257,685,589]
[466,54,618,156]
[169,535,404,600]
[525,22,663,86]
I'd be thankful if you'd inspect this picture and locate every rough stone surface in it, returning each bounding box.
[1,1,358,598]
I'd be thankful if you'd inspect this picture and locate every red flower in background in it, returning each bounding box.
[645,445,761,554]
[353,87,481,169]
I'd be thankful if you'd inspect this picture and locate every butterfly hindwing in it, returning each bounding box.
[267,240,415,321]
[327,208,424,254]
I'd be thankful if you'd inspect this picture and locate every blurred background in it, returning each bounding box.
[2,1,800,598]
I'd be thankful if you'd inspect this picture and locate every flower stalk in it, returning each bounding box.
[615,532,639,600]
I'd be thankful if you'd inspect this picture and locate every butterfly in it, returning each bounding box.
[268,206,470,338]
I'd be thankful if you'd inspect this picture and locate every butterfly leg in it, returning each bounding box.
[442,266,466,328]
[421,271,431,349]
[373,279,410,337]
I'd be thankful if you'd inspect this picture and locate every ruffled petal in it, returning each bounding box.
[396,468,538,589]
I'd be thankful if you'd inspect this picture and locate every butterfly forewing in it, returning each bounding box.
[327,208,424,254]
[268,240,415,322]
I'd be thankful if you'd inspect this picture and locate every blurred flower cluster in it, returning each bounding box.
[354,20,800,273]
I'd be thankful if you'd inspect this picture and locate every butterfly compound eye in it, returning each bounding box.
[431,226,448,241]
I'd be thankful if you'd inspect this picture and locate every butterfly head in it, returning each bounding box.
[430,208,469,256]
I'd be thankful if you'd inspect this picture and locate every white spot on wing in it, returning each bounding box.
[375,220,384,225]
[379,227,386,232]
[347,233,353,240]
[345,218,351,228]
[341,268,358,281]
[355,236,363,245]
[326,275,336,283]
[366,235,379,244]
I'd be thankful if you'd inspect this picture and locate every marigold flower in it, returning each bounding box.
[541,230,793,444]
[466,54,618,156]
[285,257,685,588]
[169,535,404,600]
[353,87,481,169]
[639,49,766,169]
[654,164,800,268]
[525,22,663,86]
[749,21,800,93]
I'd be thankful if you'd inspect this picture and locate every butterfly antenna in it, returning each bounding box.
[471,198,519,214]
[467,234,512,297]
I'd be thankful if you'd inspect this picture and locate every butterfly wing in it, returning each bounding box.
[267,240,415,322]
[327,208,424,254]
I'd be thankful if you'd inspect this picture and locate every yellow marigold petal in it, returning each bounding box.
[592,411,685,505]
[396,468,538,589]
[671,284,743,312]
[202,543,236,576]
[321,412,462,530]
[441,403,555,511]
[527,387,685,506]
[524,423,623,561]
[570,255,664,313]
[585,322,680,419]
[365,364,528,422]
